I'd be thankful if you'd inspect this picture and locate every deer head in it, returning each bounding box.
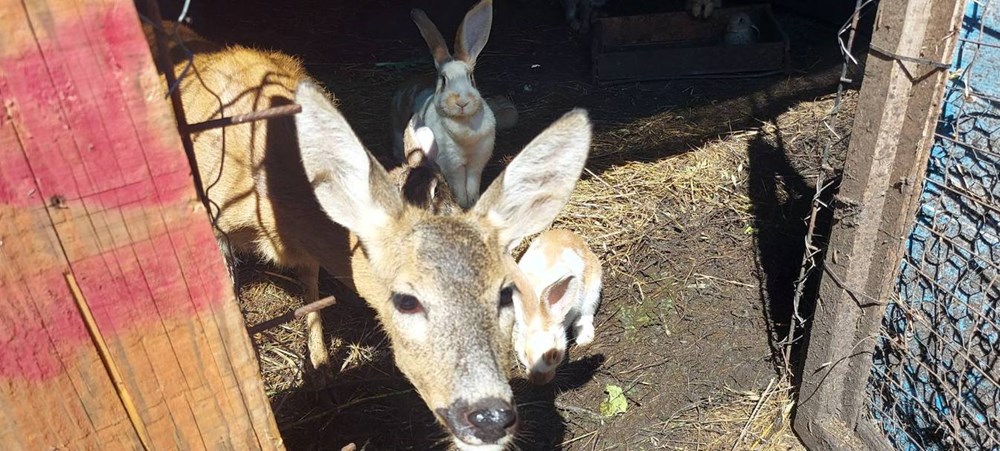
[295,80,591,450]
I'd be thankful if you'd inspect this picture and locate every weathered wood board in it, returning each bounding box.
[0,0,283,449]
[793,0,967,449]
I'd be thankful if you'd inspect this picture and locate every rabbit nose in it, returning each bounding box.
[456,98,470,109]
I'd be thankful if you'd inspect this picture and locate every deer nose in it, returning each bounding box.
[465,398,517,442]
[440,398,517,444]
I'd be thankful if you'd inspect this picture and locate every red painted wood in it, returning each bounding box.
[0,0,281,448]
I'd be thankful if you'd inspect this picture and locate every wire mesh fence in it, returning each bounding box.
[781,0,873,379]
[867,1,1000,449]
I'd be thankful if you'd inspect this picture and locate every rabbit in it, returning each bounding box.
[686,0,722,19]
[394,115,458,215]
[512,229,603,385]
[486,95,518,130]
[391,0,496,209]
[724,12,759,46]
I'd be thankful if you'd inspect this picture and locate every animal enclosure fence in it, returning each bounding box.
[868,1,1000,448]
[795,0,999,450]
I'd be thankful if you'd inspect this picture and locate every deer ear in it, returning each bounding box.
[295,80,403,243]
[541,275,575,317]
[473,109,591,249]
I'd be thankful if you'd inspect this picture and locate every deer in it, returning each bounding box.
[148,22,592,450]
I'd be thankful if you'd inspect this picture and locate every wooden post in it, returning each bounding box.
[793,0,966,449]
[0,0,283,449]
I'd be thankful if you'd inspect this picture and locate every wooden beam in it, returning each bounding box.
[793,0,966,450]
[0,0,282,449]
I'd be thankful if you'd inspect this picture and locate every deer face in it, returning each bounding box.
[295,79,591,449]
[358,215,518,448]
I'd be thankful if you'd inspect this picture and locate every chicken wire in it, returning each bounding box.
[867,1,1000,450]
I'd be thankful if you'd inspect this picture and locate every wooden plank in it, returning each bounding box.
[0,0,282,449]
[0,2,144,448]
[595,5,782,46]
[591,5,789,83]
[594,41,786,82]
[100,1,282,445]
[771,0,859,26]
[0,112,143,451]
[793,1,967,450]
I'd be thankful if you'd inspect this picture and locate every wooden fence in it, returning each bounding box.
[794,0,972,449]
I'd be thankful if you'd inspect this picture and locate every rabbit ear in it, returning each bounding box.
[402,115,438,167]
[411,9,452,68]
[454,0,493,67]
[414,127,437,162]
[541,275,575,318]
[401,116,422,166]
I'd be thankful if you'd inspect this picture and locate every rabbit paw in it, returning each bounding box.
[574,321,596,346]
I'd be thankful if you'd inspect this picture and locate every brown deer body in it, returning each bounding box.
[151,23,591,450]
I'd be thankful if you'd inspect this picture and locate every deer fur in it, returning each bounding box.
[149,22,592,450]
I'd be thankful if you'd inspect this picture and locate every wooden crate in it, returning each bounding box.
[0,0,282,449]
[592,5,790,84]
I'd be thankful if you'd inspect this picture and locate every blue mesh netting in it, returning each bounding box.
[868,2,1000,450]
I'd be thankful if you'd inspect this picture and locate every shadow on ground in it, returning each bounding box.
[148,0,871,447]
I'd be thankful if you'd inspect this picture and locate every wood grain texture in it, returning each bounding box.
[0,0,282,449]
[793,1,966,450]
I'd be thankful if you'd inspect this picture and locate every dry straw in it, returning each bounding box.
[237,92,855,449]
[658,378,802,451]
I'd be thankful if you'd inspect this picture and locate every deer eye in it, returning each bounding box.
[499,285,515,309]
[392,293,424,314]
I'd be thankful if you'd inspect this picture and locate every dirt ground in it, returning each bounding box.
[158,0,861,449]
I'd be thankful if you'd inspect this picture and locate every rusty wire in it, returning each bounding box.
[865,1,1000,449]
[782,0,875,375]
[139,1,305,305]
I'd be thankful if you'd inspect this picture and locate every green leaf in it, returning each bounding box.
[600,384,628,417]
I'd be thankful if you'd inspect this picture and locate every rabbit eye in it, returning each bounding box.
[469,73,476,88]
[440,74,447,87]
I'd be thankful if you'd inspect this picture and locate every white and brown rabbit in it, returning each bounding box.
[512,229,603,385]
[391,0,497,209]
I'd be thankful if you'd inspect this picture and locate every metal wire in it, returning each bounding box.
[138,4,301,299]
[783,0,875,376]
[866,1,1000,449]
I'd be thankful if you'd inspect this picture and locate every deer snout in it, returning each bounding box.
[438,397,518,445]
